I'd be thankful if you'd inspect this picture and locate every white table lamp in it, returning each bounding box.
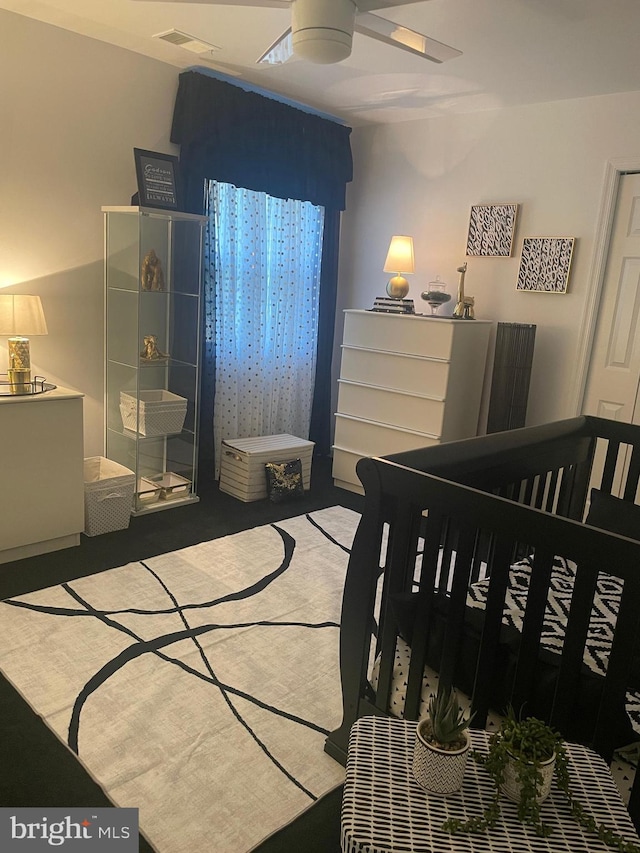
[383,235,415,299]
[0,295,48,392]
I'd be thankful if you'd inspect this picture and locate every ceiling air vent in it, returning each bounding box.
[154,29,220,56]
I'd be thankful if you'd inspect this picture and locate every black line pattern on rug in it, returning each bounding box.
[305,512,352,553]
[7,516,350,803]
[5,524,298,619]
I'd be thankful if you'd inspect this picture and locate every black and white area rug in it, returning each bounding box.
[0,506,360,853]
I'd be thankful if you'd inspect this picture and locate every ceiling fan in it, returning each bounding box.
[135,0,462,67]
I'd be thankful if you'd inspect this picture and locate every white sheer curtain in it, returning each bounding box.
[205,180,325,476]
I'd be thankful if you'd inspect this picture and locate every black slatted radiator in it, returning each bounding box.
[486,322,536,434]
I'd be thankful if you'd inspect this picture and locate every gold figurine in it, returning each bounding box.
[452,262,475,319]
[140,334,169,361]
[141,249,165,291]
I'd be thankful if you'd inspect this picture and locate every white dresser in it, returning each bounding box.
[0,386,84,563]
[332,310,492,493]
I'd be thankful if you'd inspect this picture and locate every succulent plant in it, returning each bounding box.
[426,683,472,748]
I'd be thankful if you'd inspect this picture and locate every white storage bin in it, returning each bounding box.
[156,472,192,501]
[84,457,135,536]
[120,390,187,437]
[219,434,314,502]
[136,477,163,506]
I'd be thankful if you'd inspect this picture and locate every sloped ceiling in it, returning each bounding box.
[3,0,640,124]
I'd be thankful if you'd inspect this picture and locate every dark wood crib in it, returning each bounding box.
[325,415,640,828]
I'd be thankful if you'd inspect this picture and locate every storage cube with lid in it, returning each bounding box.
[219,434,314,502]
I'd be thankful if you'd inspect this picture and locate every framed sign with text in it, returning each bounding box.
[133,148,181,210]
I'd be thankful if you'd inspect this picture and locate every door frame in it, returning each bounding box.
[572,156,640,416]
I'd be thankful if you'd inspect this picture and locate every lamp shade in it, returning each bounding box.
[0,295,48,336]
[383,236,415,274]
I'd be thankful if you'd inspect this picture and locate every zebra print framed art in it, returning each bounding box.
[465,203,519,257]
[516,236,576,293]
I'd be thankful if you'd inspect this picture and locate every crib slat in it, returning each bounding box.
[438,524,476,688]
[623,444,640,501]
[544,468,559,513]
[549,561,598,734]
[404,512,446,717]
[601,439,621,494]
[471,536,515,729]
[555,464,577,517]
[374,503,421,715]
[555,443,595,520]
[532,475,546,510]
[511,548,555,713]
[522,477,535,507]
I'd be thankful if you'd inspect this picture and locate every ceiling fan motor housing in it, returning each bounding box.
[291,0,356,63]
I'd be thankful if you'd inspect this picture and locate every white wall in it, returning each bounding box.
[5,8,640,453]
[336,92,640,431]
[1,10,180,455]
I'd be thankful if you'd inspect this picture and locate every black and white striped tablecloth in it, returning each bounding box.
[341,717,640,853]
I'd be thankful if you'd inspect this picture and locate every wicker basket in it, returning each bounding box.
[83,457,135,536]
[120,390,187,437]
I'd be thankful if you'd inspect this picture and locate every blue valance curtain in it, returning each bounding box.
[170,71,353,463]
[171,71,353,213]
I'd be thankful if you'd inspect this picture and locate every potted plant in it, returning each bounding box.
[443,708,640,852]
[412,682,473,794]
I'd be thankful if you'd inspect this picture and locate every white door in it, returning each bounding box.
[582,172,640,498]
[582,172,640,424]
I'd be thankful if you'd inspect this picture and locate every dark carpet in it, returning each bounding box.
[0,455,360,852]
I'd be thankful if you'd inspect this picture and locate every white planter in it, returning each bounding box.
[412,720,470,795]
[500,752,556,803]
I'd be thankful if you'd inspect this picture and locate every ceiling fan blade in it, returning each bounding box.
[354,0,431,11]
[257,28,295,64]
[354,11,461,63]
[132,0,291,8]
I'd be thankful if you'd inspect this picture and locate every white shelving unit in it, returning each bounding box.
[103,206,206,515]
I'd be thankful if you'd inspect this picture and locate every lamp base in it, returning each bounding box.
[8,336,31,370]
[7,368,31,394]
[386,275,410,299]
[7,337,32,394]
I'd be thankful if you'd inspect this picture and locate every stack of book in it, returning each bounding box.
[370,297,416,314]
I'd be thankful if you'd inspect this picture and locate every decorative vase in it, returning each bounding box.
[421,277,451,315]
[500,752,556,804]
[412,720,470,794]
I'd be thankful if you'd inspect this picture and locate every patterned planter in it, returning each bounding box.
[412,720,470,794]
[500,752,556,803]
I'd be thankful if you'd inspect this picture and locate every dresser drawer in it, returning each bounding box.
[343,311,454,359]
[339,346,450,398]
[334,414,438,456]
[337,381,445,436]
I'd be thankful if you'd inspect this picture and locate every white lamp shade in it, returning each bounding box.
[0,295,48,336]
[383,236,415,274]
